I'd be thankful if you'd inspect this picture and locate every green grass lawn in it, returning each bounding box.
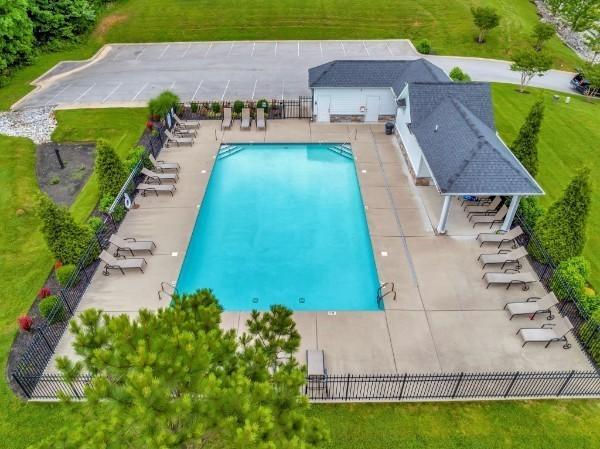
[313,400,600,449]
[0,109,145,449]
[0,0,581,110]
[492,84,600,288]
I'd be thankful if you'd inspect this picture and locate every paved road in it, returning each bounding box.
[14,40,577,110]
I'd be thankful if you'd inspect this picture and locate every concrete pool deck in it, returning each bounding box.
[43,120,592,379]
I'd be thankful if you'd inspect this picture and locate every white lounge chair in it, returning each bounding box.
[99,250,147,276]
[478,246,528,270]
[165,129,193,147]
[141,167,179,183]
[517,316,573,349]
[222,108,232,129]
[476,226,524,248]
[504,292,558,320]
[470,205,508,228]
[109,234,156,256]
[137,183,176,196]
[483,269,537,290]
[465,196,501,214]
[173,112,200,130]
[241,108,251,130]
[149,154,179,173]
[256,107,266,130]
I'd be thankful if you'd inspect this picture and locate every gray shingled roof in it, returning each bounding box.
[308,59,449,93]
[409,83,543,195]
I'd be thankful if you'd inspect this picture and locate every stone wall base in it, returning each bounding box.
[394,130,432,187]
[322,114,397,123]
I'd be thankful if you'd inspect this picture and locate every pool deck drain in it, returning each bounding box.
[39,120,592,387]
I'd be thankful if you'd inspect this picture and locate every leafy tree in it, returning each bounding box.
[581,62,600,97]
[449,66,471,82]
[0,0,35,85]
[510,99,544,177]
[36,290,329,449]
[533,168,592,264]
[585,25,600,63]
[28,0,96,46]
[148,90,180,119]
[532,22,555,51]
[562,0,600,32]
[545,0,566,15]
[471,6,501,43]
[95,139,127,198]
[510,50,553,92]
[36,194,96,264]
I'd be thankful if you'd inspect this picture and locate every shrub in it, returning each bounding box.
[95,139,127,198]
[533,168,591,264]
[56,264,77,287]
[28,0,96,46]
[39,295,67,324]
[233,100,245,114]
[510,100,544,177]
[148,91,180,119]
[256,98,269,113]
[449,67,471,82]
[100,194,126,222]
[38,287,52,299]
[549,256,589,302]
[579,309,600,364]
[124,146,152,171]
[581,293,600,316]
[87,216,104,233]
[211,102,221,114]
[190,102,199,113]
[36,194,96,265]
[415,39,431,54]
[18,315,33,332]
[518,197,545,229]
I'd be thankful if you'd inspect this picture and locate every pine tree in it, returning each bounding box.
[36,290,329,449]
[95,139,127,198]
[534,168,592,264]
[510,99,544,177]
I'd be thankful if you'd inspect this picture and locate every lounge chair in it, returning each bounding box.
[137,183,176,196]
[165,130,193,147]
[141,167,179,184]
[99,250,147,275]
[174,126,197,138]
[256,107,266,130]
[504,292,558,320]
[241,108,251,130]
[173,112,200,130]
[478,246,528,270]
[483,269,537,290]
[476,226,524,248]
[465,196,501,215]
[149,154,180,173]
[470,205,508,228]
[305,350,328,396]
[460,195,491,207]
[517,316,573,349]
[221,108,232,129]
[109,234,156,256]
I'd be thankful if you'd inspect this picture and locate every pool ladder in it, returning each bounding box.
[217,145,244,159]
[327,144,353,160]
[158,281,177,300]
[376,282,396,308]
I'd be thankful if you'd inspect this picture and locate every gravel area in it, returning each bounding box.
[0,107,56,144]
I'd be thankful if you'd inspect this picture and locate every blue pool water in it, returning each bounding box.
[177,143,380,311]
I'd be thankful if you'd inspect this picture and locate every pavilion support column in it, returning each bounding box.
[501,195,521,232]
[436,195,452,235]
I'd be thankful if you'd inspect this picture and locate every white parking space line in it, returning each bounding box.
[251,42,256,57]
[297,42,300,57]
[227,42,234,57]
[204,43,213,58]
[158,45,170,59]
[131,82,149,101]
[191,80,204,101]
[170,81,176,90]
[44,83,71,106]
[103,82,123,103]
[281,80,285,100]
[135,48,145,61]
[181,43,191,58]
[385,42,394,56]
[274,42,278,56]
[221,80,230,101]
[340,41,347,55]
[74,84,96,102]
[320,41,323,57]
[251,79,258,99]
[363,41,370,56]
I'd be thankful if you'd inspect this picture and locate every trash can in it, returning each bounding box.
[385,122,395,135]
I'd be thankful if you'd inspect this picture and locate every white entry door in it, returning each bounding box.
[316,96,331,122]
[365,96,380,122]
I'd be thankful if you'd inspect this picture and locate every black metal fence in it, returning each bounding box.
[177,97,313,121]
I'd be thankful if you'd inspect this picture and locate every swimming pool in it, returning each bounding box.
[177,143,380,311]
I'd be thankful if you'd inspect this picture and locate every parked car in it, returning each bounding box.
[570,72,599,96]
